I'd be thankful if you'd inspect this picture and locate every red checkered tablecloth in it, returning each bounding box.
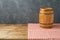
[28,23,60,40]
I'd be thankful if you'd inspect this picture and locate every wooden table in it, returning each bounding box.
[0,24,28,40]
[28,23,60,40]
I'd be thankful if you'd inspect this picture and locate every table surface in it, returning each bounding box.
[28,23,60,40]
[0,24,60,40]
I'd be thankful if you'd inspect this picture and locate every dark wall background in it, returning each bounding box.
[0,0,60,24]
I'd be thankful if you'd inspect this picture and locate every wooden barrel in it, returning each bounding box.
[39,8,54,28]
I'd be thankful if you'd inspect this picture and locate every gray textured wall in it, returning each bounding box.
[0,0,60,24]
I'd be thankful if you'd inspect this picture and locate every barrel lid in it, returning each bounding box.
[40,7,53,11]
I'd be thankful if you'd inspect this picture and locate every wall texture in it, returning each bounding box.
[0,0,60,24]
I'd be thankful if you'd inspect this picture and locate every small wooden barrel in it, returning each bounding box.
[39,8,54,28]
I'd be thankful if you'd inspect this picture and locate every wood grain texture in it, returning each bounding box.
[0,24,28,39]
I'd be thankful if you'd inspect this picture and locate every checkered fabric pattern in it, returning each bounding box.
[28,24,60,40]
